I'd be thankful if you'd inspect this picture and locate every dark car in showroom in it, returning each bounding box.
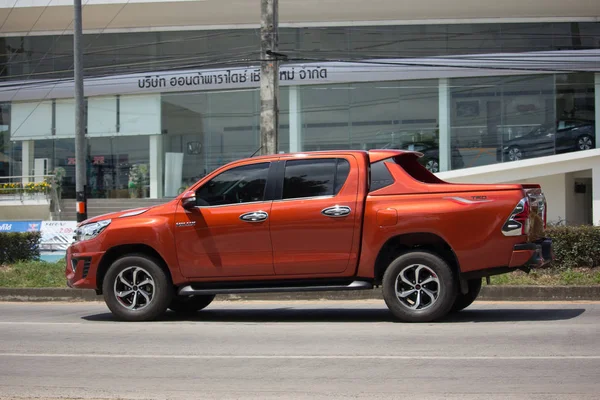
[384,141,465,172]
[500,119,595,162]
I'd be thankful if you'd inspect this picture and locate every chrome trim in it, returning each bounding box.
[178,280,373,296]
[502,197,529,237]
[193,200,269,209]
[272,195,334,203]
[119,209,149,218]
[321,205,352,217]
[176,221,196,227]
[239,210,269,222]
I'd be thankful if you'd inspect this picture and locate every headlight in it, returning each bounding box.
[74,219,111,242]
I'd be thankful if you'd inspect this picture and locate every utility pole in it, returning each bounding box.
[259,0,279,155]
[74,0,87,222]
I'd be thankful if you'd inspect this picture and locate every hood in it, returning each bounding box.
[77,203,165,226]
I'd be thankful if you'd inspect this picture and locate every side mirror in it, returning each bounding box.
[181,191,197,211]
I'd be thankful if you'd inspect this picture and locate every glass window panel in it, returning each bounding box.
[450,74,559,169]
[55,99,75,138]
[300,86,350,151]
[283,159,336,199]
[10,101,52,140]
[196,162,269,206]
[0,103,11,178]
[161,89,259,192]
[87,136,150,199]
[87,96,117,137]
[119,94,161,136]
[334,159,351,194]
[369,160,394,191]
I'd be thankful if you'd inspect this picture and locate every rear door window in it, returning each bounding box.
[282,158,350,200]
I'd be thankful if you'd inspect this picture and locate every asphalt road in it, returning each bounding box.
[1,300,599,400]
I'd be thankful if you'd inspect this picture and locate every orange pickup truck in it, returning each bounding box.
[66,150,552,322]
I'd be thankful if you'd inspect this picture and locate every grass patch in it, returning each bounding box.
[0,260,65,288]
[1,261,600,288]
[489,268,600,286]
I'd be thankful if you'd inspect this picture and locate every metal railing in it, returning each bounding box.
[0,174,61,218]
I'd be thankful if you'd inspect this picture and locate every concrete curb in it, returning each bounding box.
[0,286,599,302]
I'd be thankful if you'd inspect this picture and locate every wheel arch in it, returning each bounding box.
[373,232,461,286]
[96,244,172,295]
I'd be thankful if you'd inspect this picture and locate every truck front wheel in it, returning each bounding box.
[382,251,457,322]
[102,255,173,322]
[451,279,482,312]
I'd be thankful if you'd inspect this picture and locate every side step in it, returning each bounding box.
[177,280,373,296]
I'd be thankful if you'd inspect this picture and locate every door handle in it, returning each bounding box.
[321,205,351,218]
[239,211,268,222]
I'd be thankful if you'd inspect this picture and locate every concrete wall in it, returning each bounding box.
[0,202,50,221]
[2,0,599,34]
[438,150,600,226]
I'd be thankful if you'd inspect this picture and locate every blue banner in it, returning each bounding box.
[0,220,42,233]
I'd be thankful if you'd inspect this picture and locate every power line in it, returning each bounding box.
[8,0,133,139]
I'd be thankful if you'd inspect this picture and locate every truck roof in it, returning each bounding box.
[248,149,423,163]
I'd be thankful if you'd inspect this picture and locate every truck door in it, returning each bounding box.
[269,156,360,276]
[174,161,275,278]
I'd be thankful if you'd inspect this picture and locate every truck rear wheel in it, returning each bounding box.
[382,251,457,322]
[102,255,173,322]
[169,295,215,313]
[451,279,482,312]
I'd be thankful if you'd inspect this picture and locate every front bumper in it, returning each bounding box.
[509,238,554,269]
[65,245,105,290]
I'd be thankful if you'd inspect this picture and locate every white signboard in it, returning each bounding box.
[40,221,77,251]
[1,49,598,102]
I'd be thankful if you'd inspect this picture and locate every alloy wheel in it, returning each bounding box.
[508,147,522,161]
[426,160,439,173]
[578,136,593,150]
[395,264,441,310]
[113,266,155,310]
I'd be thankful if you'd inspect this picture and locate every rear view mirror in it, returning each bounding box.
[181,191,197,211]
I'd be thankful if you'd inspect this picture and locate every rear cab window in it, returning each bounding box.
[369,153,444,192]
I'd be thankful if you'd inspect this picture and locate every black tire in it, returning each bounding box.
[169,295,215,313]
[382,251,457,323]
[102,255,173,322]
[451,279,482,312]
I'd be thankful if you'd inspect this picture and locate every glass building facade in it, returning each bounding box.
[0,22,598,199]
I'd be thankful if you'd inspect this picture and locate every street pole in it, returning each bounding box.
[74,0,87,222]
[259,0,279,155]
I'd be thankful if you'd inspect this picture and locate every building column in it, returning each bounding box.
[593,166,600,226]
[438,78,451,172]
[564,172,576,225]
[595,73,600,149]
[149,134,163,199]
[21,140,34,185]
[289,86,302,152]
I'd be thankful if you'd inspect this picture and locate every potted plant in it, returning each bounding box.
[128,164,149,198]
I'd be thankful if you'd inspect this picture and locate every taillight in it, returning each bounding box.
[524,187,547,230]
[502,188,547,237]
[502,197,530,237]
